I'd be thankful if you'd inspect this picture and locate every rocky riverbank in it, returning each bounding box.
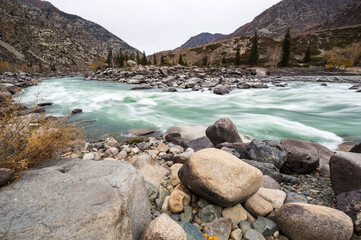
[84,66,361,95]
[2,116,360,239]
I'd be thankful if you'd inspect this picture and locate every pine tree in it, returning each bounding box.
[106,47,113,67]
[153,53,157,65]
[248,32,259,65]
[279,28,291,67]
[117,49,124,67]
[234,45,241,66]
[136,52,141,64]
[179,53,184,65]
[160,55,165,65]
[222,56,226,64]
[202,56,208,66]
[141,51,148,66]
[303,45,311,63]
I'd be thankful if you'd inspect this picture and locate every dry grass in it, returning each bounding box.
[0,97,81,172]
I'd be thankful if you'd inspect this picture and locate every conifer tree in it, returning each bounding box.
[136,52,141,64]
[248,32,259,65]
[153,53,157,65]
[234,45,241,66]
[279,28,291,67]
[222,56,226,64]
[303,45,311,63]
[117,49,124,67]
[202,56,208,66]
[179,53,184,65]
[141,51,148,66]
[106,47,113,67]
[160,55,165,65]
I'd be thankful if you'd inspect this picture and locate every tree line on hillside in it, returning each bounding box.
[89,28,360,72]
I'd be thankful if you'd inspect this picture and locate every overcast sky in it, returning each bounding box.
[47,0,280,53]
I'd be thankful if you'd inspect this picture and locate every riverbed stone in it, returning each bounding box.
[178,222,204,240]
[257,188,286,209]
[336,189,361,223]
[275,202,354,240]
[165,125,207,142]
[350,142,361,153]
[82,152,95,160]
[243,159,282,183]
[206,118,243,146]
[105,147,119,157]
[173,148,194,164]
[216,142,249,159]
[0,168,14,187]
[203,217,232,240]
[180,206,193,223]
[132,155,169,188]
[170,163,183,186]
[252,216,279,237]
[141,214,187,240]
[128,128,156,136]
[168,184,191,213]
[178,148,263,207]
[262,175,281,189]
[244,194,273,217]
[0,158,151,239]
[213,84,232,95]
[156,142,169,152]
[329,151,361,195]
[231,228,243,240]
[221,203,248,225]
[243,229,266,240]
[186,136,213,152]
[280,138,332,175]
[117,150,127,160]
[198,205,222,223]
[247,140,287,169]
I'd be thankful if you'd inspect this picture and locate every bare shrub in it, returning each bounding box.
[0,97,81,172]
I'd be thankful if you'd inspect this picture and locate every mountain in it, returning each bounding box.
[213,0,353,42]
[178,33,224,49]
[314,0,361,30]
[0,0,137,71]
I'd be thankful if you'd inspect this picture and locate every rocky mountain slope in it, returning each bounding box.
[0,0,137,71]
[213,0,352,42]
[314,0,361,30]
[178,32,223,49]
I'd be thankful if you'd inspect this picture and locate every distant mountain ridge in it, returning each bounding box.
[178,33,224,49]
[213,0,353,42]
[0,0,137,71]
[314,0,361,30]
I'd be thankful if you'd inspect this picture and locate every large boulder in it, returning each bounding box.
[141,214,187,240]
[213,84,232,95]
[165,125,207,142]
[329,151,361,195]
[275,203,354,240]
[132,155,169,188]
[178,148,263,207]
[206,118,243,146]
[247,140,287,169]
[0,159,151,239]
[281,138,333,175]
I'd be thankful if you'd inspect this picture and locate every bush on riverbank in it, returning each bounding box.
[0,97,81,172]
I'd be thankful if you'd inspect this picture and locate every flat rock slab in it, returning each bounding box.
[128,128,157,136]
[0,159,151,240]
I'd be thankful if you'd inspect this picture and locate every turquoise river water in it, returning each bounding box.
[19,77,361,150]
